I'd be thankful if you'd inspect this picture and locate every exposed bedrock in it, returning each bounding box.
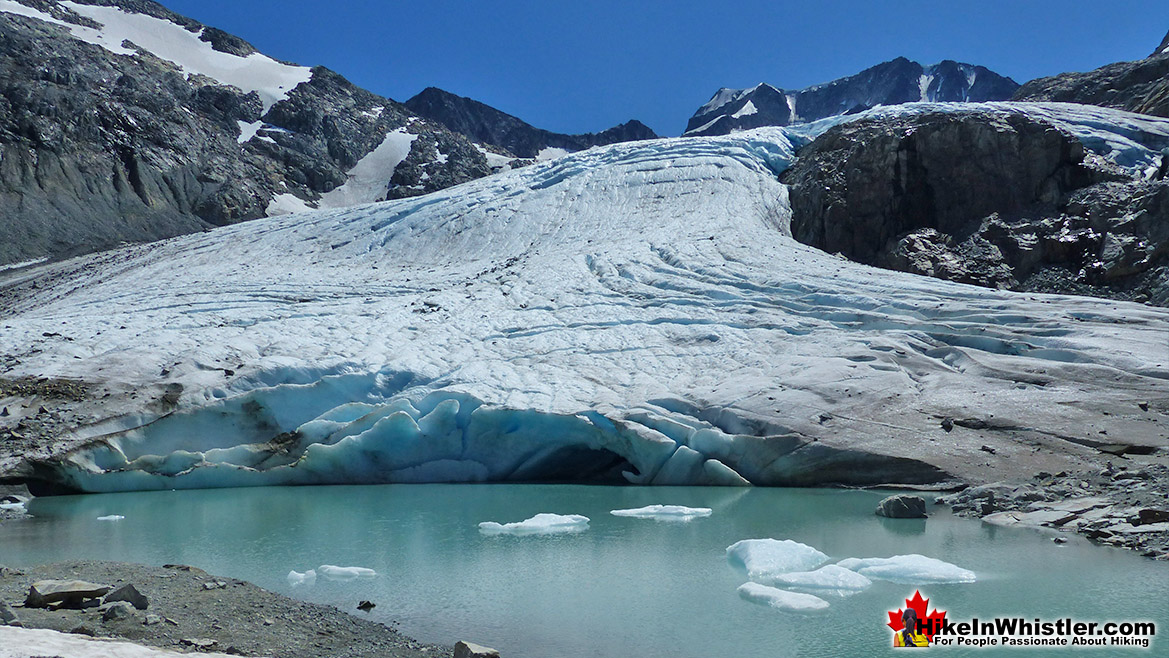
[1013,44,1169,119]
[783,110,1169,305]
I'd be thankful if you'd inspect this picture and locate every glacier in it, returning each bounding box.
[2,102,1168,493]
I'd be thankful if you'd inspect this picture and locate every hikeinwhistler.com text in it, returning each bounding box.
[923,617,1156,649]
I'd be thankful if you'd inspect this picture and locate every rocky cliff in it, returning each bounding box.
[1013,34,1169,119]
[783,108,1169,305]
[0,0,491,266]
[686,58,1018,136]
[404,87,658,159]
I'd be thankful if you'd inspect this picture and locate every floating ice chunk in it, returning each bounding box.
[836,554,976,584]
[317,565,377,580]
[287,569,316,587]
[726,539,829,581]
[96,515,125,521]
[737,582,830,612]
[0,501,25,511]
[478,513,590,536]
[609,505,712,520]
[766,564,872,596]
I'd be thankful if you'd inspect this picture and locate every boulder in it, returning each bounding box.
[0,601,19,626]
[454,641,501,658]
[876,494,927,519]
[25,579,111,608]
[104,583,149,610]
[101,601,137,622]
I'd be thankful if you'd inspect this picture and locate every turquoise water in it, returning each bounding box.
[0,485,1165,657]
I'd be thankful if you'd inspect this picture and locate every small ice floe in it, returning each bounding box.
[737,582,830,612]
[836,554,976,584]
[287,569,316,587]
[96,515,125,521]
[766,564,872,596]
[478,513,590,536]
[726,539,829,581]
[609,505,712,521]
[317,565,377,580]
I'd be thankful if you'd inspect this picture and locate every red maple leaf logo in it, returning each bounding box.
[887,590,947,641]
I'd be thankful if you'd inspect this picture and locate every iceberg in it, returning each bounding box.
[317,565,377,580]
[609,505,712,520]
[737,582,830,612]
[836,554,976,584]
[726,539,829,581]
[478,513,591,536]
[287,569,316,587]
[766,564,872,595]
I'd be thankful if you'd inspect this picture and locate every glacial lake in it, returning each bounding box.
[1,484,1166,657]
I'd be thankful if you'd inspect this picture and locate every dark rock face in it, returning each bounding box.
[405,87,658,159]
[686,58,1019,136]
[0,3,490,266]
[783,110,1169,305]
[1157,30,1169,59]
[1013,47,1169,119]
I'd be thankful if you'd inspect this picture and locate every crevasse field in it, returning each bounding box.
[3,102,1169,493]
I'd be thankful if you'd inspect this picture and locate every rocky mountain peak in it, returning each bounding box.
[404,87,658,160]
[684,57,1018,136]
[1155,29,1169,58]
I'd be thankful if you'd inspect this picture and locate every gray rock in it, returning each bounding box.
[101,600,136,622]
[782,108,1169,305]
[0,7,493,267]
[405,87,657,160]
[25,579,111,608]
[104,583,148,610]
[1137,509,1169,525]
[0,601,19,626]
[876,494,928,518]
[144,614,163,626]
[1014,45,1169,119]
[454,640,501,658]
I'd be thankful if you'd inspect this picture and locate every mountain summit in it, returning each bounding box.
[405,87,658,160]
[685,57,1019,136]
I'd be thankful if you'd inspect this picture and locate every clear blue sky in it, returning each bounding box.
[165,0,1167,137]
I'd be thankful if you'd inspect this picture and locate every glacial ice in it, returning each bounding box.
[96,515,125,521]
[287,569,316,587]
[836,554,976,584]
[0,502,25,511]
[479,513,591,536]
[765,564,872,595]
[317,565,377,580]
[726,539,830,581]
[4,102,1169,493]
[609,505,713,520]
[736,582,830,612]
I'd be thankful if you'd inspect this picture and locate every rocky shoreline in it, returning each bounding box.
[0,561,453,658]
